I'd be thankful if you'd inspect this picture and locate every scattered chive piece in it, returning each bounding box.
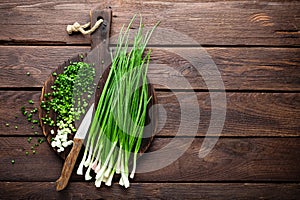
[11,160,15,164]
[31,108,38,113]
[32,150,36,154]
[28,100,34,104]
[26,72,30,76]
[23,111,28,116]
[32,120,39,124]
[52,72,57,76]
[5,123,9,127]
[80,54,84,59]
[34,131,38,135]
[38,138,45,144]
[27,137,32,143]
[31,146,34,150]
[31,125,34,129]
[34,143,39,147]
[25,151,29,156]
[15,125,18,130]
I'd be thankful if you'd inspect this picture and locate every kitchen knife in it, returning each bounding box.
[56,103,94,191]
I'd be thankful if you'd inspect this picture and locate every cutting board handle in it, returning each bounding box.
[85,7,112,83]
[90,7,112,50]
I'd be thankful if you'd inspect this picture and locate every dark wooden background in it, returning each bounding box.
[0,0,299,199]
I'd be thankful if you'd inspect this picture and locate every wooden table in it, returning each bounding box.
[0,0,300,199]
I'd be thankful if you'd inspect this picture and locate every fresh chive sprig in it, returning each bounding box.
[77,16,158,188]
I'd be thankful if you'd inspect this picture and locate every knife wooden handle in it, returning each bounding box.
[56,138,83,191]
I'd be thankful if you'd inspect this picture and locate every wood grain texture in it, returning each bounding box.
[0,137,299,182]
[1,91,299,137]
[0,91,41,136]
[0,1,299,45]
[0,46,88,88]
[1,182,300,199]
[0,136,62,181]
[1,46,299,90]
[157,92,300,137]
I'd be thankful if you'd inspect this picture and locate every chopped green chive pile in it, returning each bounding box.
[77,16,158,188]
[40,61,96,152]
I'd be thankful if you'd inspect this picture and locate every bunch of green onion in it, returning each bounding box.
[77,16,158,188]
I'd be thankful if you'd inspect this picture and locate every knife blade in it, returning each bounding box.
[56,103,94,191]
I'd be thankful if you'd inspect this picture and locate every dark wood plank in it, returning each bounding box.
[1,46,299,90]
[0,0,295,6]
[0,46,88,87]
[157,92,300,137]
[0,137,299,182]
[0,1,299,45]
[0,136,62,181]
[1,182,300,199]
[149,48,300,90]
[1,91,299,137]
[0,91,42,136]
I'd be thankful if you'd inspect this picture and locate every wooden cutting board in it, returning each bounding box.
[38,7,158,160]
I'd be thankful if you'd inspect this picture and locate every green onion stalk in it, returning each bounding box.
[77,16,158,188]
